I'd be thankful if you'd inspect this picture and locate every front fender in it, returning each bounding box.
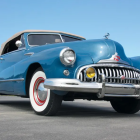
[14,46,93,95]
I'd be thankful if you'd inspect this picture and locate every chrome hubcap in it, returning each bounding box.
[33,77,48,106]
[38,83,48,101]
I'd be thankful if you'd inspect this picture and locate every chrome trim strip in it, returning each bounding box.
[80,72,82,81]
[119,69,122,83]
[24,52,34,56]
[130,71,133,83]
[0,48,26,57]
[122,69,125,83]
[84,72,86,82]
[97,53,130,65]
[112,69,115,83]
[0,57,4,60]
[125,70,128,83]
[98,59,130,65]
[116,69,119,83]
[60,34,64,43]
[105,68,108,82]
[128,70,131,83]
[134,71,137,84]
[109,68,112,82]
[0,78,24,82]
[105,94,139,97]
[98,69,100,75]
[101,68,104,74]
[98,69,101,82]
[106,77,140,80]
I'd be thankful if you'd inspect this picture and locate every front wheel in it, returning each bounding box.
[110,98,140,114]
[29,68,62,116]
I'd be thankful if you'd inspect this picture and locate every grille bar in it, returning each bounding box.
[106,77,139,80]
[77,65,140,85]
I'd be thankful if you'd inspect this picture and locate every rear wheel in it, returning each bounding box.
[29,68,62,116]
[110,98,140,114]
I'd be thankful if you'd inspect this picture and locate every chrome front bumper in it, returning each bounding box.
[44,74,140,98]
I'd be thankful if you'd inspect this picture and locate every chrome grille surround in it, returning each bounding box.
[77,64,140,84]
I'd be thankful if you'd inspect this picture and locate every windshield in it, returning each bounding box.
[28,34,62,46]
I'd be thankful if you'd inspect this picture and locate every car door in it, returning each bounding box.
[0,34,28,93]
[0,49,27,92]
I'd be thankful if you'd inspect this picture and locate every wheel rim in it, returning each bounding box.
[33,77,48,106]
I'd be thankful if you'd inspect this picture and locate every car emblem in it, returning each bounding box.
[110,53,121,62]
[120,75,125,80]
[114,55,120,61]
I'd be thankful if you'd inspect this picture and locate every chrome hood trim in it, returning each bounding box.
[97,52,130,65]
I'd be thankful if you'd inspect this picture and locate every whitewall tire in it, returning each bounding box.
[29,68,62,116]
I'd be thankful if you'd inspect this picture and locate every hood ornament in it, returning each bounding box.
[104,33,110,39]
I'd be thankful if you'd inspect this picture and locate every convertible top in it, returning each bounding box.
[0,30,85,55]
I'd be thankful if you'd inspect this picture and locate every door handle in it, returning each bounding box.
[0,58,4,60]
[24,52,34,56]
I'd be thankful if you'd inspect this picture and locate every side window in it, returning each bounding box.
[61,35,82,42]
[2,34,25,55]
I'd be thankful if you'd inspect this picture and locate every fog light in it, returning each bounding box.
[85,67,96,78]
[63,70,69,76]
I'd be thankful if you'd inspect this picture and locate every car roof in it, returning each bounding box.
[1,30,85,48]
[0,30,85,55]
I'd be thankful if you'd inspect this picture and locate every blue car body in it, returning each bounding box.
[0,30,140,97]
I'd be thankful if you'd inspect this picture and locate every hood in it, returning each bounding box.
[65,39,131,65]
[98,39,131,65]
[129,56,140,70]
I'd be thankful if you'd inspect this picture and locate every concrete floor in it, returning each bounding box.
[0,96,140,140]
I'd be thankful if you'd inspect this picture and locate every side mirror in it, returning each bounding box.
[15,40,22,47]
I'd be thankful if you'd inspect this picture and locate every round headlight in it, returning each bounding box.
[85,67,96,79]
[60,48,76,66]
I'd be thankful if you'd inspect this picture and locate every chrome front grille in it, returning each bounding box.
[77,64,140,84]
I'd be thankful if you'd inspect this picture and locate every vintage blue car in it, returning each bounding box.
[1,30,140,115]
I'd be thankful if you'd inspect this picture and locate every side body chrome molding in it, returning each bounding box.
[0,78,24,82]
[24,52,34,56]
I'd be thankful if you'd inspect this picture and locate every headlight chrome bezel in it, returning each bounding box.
[60,48,76,66]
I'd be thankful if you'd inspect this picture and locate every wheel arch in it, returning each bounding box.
[25,62,44,97]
